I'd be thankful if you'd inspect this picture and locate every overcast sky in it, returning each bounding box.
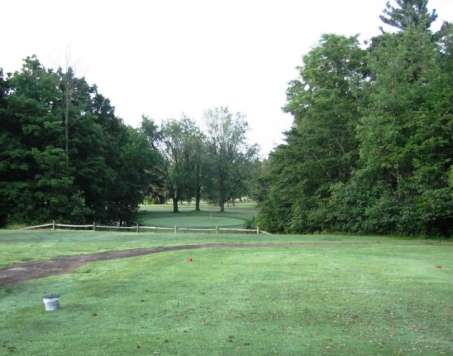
[3,0,453,155]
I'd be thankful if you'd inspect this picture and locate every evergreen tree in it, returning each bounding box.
[380,0,437,31]
[0,57,161,226]
[0,57,88,224]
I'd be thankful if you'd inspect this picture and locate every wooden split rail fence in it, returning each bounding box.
[23,221,271,235]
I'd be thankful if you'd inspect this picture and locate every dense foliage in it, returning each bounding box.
[153,108,259,212]
[258,0,453,236]
[0,57,160,226]
[203,107,259,212]
[0,57,259,226]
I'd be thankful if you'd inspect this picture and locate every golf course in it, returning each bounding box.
[1,205,452,355]
[2,1,453,354]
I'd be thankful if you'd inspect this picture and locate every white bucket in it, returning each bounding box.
[43,296,60,311]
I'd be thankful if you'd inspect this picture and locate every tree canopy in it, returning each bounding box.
[258,0,453,236]
[0,57,161,226]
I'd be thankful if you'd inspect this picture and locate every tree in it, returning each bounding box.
[141,115,161,150]
[184,127,206,211]
[0,56,162,226]
[160,117,202,212]
[449,167,453,199]
[0,68,10,226]
[328,3,453,235]
[258,35,366,232]
[140,116,166,204]
[204,107,257,212]
[108,127,160,225]
[380,0,437,31]
[0,57,88,224]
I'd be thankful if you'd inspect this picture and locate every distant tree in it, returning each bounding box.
[204,107,257,212]
[184,127,206,211]
[160,117,202,212]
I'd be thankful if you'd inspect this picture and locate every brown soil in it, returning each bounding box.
[0,242,363,287]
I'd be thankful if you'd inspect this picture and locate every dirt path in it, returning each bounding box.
[0,242,364,287]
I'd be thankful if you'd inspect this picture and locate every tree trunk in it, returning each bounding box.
[172,197,179,213]
[219,176,225,212]
[195,189,201,211]
[195,163,201,211]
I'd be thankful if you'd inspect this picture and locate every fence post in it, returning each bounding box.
[174,225,177,234]
[257,225,260,235]
[52,220,55,231]
[136,223,139,233]
[93,221,96,231]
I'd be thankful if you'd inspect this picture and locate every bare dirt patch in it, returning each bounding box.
[0,242,366,286]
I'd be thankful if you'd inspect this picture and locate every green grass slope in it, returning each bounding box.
[0,231,452,355]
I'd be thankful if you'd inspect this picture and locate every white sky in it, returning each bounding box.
[2,0,452,155]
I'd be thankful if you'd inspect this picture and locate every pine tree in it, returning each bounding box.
[380,0,437,31]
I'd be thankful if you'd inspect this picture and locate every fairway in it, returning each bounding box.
[0,231,452,355]
[137,203,257,228]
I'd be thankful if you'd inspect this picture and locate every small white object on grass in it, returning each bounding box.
[43,294,60,311]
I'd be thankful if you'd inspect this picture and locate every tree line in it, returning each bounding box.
[258,0,453,236]
[0,59,258,226]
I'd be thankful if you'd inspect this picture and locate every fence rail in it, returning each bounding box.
[23,223,54,230]
[22,221,269,235]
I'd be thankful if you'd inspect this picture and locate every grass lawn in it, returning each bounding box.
[137,202,257,228]
[0,230,452,355]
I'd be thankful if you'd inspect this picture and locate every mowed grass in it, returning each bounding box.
[0,231,452,355]
[137,202,257,228]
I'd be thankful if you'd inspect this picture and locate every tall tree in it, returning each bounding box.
[140,116,166,203]
[380,0,437,31]
[258,35,366,232]
[328,2,453,235]
[0,57,88,224]
[204,107,256,212]
[0,56,162,226]
[184,128,206,211]
[160,117,201,212]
